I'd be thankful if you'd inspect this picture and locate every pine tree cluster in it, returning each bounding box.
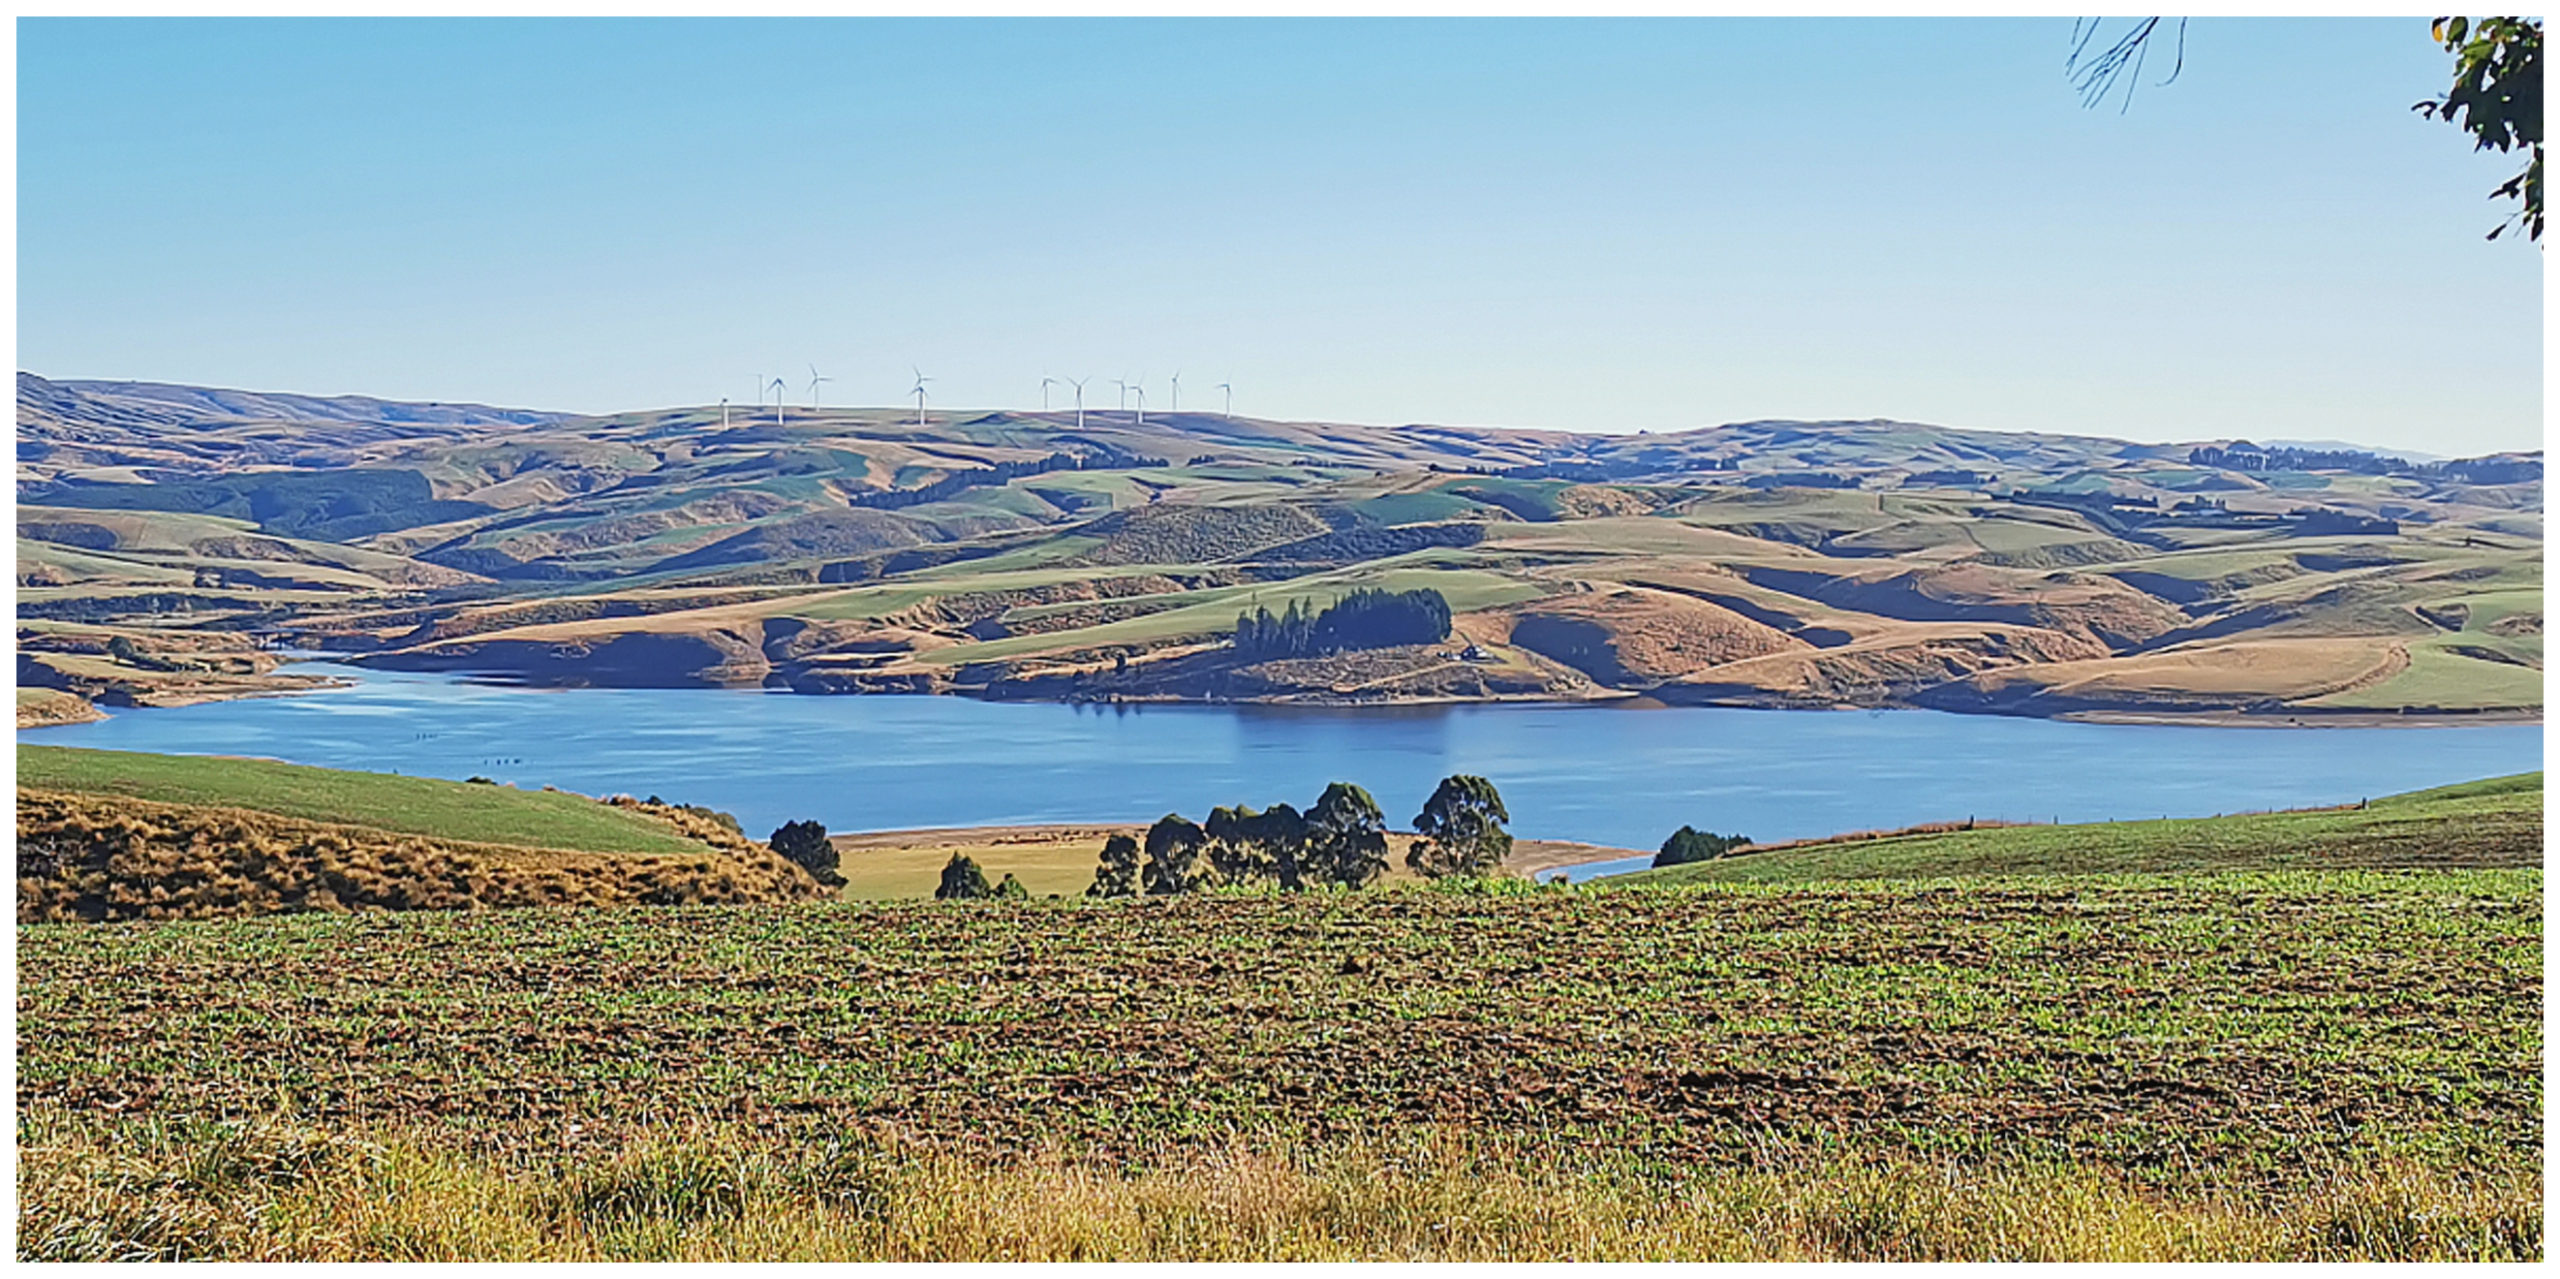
[1232,587,1453,660]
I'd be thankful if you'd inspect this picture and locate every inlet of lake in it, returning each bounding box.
[19,663,2543,880]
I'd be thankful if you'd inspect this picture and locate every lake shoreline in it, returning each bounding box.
[21,663,2539,859]
[41,667,2538,732]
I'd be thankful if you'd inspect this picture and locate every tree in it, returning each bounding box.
[2066,17,2187,112]
[1653,826,1753,869]
[1256,802,1311,891]
[1409,774,1513,879]
[2413,17,2543,241]
[1141,813,1210,895]
[934,853,993,900]
[1304,782,1390,889]
[993,872,1031,900]
[768,819,844,887]
[1204,804,1273,884]
[1088,832,1141,898]
[1234,588,1454,660]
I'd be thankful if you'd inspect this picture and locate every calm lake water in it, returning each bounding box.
[19,663,2543,879]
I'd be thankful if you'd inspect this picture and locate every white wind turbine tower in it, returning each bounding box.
[1041,376,1059,412]
[1113,378,1129,412]
[807,365,832,409]
[1067,376,1089,429]
[910,367,933,429]
[720,397,730,429]
[1131,382,1147,427]
[770,377,789,427]
[1169,372,1181,413]
[1216,382,1232,417]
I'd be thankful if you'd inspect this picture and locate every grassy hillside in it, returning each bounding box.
[18,745,709,856]
[19,870,2540,1259]
[1611,772,2543,885]
[17,375,2542,717]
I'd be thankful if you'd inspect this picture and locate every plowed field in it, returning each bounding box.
[18,872,2541,1189]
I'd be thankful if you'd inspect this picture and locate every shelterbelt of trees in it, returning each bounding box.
[897,774,1525,901]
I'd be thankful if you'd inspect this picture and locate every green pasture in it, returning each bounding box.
[16,746,711,856]
[1609,772,2542,885]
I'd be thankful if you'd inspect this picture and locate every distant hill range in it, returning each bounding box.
[23,373,571,431]
[15,372,2544,723]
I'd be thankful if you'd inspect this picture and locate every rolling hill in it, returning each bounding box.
[1606,772,2545,884]
[15,745,829,920]
[17,373,2543,721]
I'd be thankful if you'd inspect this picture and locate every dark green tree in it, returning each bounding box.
[934,853,993,900]
[993,872,1031,900]
[1142,813,1211,895]
[1305,782,1390,889]
[1234,588,1452,659]
[1652,826,1753,869]
[767,819,844,887]
[1409,774,1513,879]
[1204,804,1274,884]
[1255,802,1311,891]
[2414,17,2543,241]
[1088,832,1141,898]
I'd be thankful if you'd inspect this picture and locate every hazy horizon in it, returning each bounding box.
[20,17,2545,454]
[21,368,2526,459]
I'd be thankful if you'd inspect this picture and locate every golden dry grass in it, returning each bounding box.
[16,687,102,729]
[1481,584,1804,684]
[1950,637,2407,707]
[16,789,828,922]
[17,1115,2537,1262]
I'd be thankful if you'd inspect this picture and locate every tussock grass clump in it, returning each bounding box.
[16,1115,2540,1262]
[16,789,827,923]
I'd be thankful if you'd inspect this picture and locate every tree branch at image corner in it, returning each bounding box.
[2072,15,2543,242]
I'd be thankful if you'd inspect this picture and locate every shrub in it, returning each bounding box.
[934,854,992,900]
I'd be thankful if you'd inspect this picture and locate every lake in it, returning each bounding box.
[19,663,2543,879]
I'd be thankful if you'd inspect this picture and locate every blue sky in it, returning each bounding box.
[17,17,2544,454]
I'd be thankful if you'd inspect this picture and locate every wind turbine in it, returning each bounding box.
[1067,376,1089,429]
[1041,376,1059,412]
[770,377,788,428]
[720,396,730,429]
[1216,382,1232,417]
[1169,372,1181,414]
[807,365,832,409]
[911,367,933,429]
[1131,382,1147,428]
[1113,378,1129,412]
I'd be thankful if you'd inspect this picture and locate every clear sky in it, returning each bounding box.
[17,17,2545,454]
